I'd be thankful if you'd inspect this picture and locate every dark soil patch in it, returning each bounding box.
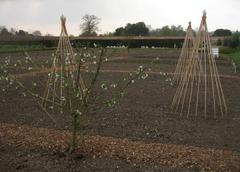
[1,72,239,151]
[0,49,240,171]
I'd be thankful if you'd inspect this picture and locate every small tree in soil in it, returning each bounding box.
[0,16,150,153]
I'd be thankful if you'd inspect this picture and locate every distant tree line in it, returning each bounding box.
[215,30,240,48]
[0,26,43,37]
[213,28,239,48]
[114,22,150,36]
[112,22,186,37]
[149,25,186,37]
[213,29,232,36]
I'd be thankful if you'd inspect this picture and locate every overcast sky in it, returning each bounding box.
[0,0,239,36]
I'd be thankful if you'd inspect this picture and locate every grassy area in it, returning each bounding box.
[220,47,240,71]
[229,51,240,71]
[0,44,55,53]
[219,47,239,54]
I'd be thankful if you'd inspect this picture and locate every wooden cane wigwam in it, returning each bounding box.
[173,22,195,84]
[171,11,227,118]
[42,15,85,110]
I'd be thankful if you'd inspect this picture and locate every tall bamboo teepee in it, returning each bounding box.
[171,11,227,118]
[42,15,85,109]
[173,22,195,83]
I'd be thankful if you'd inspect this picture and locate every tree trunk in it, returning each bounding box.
[69,112,78,153]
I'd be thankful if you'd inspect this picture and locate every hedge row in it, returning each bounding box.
[72,39,183,48]
[0,39,184,49]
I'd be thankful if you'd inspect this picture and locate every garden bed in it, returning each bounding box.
[0,49,240,171]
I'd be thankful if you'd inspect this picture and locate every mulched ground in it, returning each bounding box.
[1,122,239,172]
[2,144,192,172]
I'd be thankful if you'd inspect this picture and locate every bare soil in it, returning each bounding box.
[0,49,240,171]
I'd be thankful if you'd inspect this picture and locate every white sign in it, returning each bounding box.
[212,47,219,58]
